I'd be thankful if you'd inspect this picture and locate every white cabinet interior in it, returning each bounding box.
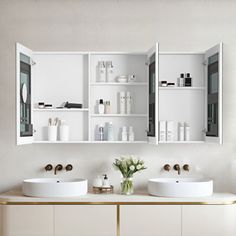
[16,43,222,145]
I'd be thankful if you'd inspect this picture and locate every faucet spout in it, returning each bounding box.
[173,164,181,175]
[54,164,63,175]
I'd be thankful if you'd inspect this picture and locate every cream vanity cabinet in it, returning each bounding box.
[1,205,54,236]
[182,205,236,236]
[1,204,236,236]
[16,42,222,145]
[0,205,116,236]
[120,205,181,236]
[54,205,117,236]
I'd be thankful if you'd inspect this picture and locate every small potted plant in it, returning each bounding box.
[113,156,146,195]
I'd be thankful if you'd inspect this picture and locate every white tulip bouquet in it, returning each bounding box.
[113,156,146,194]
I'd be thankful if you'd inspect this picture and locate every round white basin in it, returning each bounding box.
[148,177,213,197]
[23,178,88,197]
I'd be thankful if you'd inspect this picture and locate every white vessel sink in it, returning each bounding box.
[148,177,213,197]
[23,178,88,197]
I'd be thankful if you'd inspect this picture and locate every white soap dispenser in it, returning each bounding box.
[102,174,110,187]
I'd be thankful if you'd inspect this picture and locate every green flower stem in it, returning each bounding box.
[121,178,134,195]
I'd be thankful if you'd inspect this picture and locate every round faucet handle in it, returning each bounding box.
[183,164,190,171]
[173,164,180,171]
[65,164,73,172]
[163,164,171,171]
[45,164,53,172]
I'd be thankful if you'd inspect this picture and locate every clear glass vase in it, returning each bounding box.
[121,177,134,195]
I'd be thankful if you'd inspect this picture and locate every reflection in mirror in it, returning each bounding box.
[21,83,27,103]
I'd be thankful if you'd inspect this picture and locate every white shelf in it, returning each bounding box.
[90,114,147,117]
[159,141,205,144]
[88,141,148,144]
[34,141,147,144]
[90,82,147,86]
[159,87,205,90]
[34,108,89,112]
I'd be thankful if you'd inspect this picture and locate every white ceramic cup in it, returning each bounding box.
[48,126,57,141]
[59,125,69,141]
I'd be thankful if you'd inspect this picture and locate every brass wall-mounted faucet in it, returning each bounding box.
[44,164,73,175]
[163,164,190,175]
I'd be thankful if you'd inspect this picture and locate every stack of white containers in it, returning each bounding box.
[159,121,190,142]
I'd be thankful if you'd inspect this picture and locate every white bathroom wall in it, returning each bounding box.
[0,0,236,193]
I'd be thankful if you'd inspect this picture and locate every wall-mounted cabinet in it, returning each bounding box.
[16,42,222,145]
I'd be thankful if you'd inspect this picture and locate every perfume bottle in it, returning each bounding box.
[98,61,106,82]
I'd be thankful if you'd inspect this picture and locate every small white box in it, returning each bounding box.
[159,121,166,141]
[167,121,174,141]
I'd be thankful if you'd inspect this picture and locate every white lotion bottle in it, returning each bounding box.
[98,99,105,114]
[107,122,114,141]
[106,61,114,82]
[121,126,128,141]
[167,121,174,141]
[185,122,190,141]
[98,61,106,82]
[102,175,110,188]
[119,92,126,114]
[178,122,184,141]
[159,121,166,142]
[128,126,134,141]
[126,91,132,114]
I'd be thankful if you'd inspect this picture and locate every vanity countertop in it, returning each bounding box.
[0,190,236,205]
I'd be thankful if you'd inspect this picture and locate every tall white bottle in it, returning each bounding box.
[178,122,184,141]
[126,91,132,114]
[167,121,174,141]
[98,61,106,82]
[128,126,134,141]
[107,122,114,141]
[121,126,128,141]
[184,122,190,141]
[106,61,114,82]
[119,91,126,114]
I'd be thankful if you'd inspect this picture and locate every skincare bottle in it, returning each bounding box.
[98,125,104,141]
[98,61,106,82]
[167,121,174,141]
[159,121,166,141]
[106,61,114,82]
[121,126,128,141]
[128,126,134,141]
[184,122,190,141]
[185,73,192,86]
[119,92,126,114]
[105,101,111,114]
[98,99,105,114]
[126,91,132,114]
[177,73,185,87]
[102,174,110,187]
[178,122,184,141]
[107,122,114,141]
